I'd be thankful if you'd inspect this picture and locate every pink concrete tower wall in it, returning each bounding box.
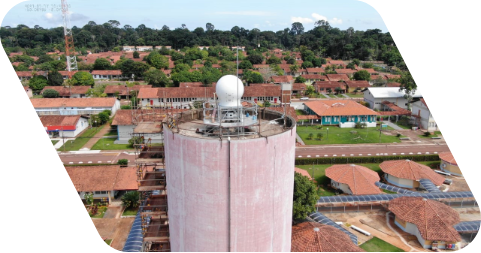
[164,126,296,252]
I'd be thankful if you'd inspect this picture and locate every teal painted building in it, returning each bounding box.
[303,100,379,127]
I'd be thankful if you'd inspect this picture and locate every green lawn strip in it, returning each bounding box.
[91,137,134,150]
[122,207,138,216]
[296,110,307,116]
[90,206,107,218]
[360,237,404,252]
[104,129,118,136]
[51,140,59,145]
[347,93,364,98]
[104,239,112,245]
[382,189,397,194]
[297,125,400,145]
[58,125,105,151]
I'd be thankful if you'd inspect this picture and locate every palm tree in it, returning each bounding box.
[121,191,140,209]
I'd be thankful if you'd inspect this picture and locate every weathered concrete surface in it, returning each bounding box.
[164,126,296,252]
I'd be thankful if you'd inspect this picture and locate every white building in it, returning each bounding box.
[91,70,123,80]
[411,98,438,131]
[122,45,153,52]
[363,87,422,110]
[31,98,120,116]
[40,115,89,138]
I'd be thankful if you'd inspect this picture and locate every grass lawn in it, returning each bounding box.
[391,118,412,130]
[58,125,105,151]
[122,207,138,216]
[419,130,443,138]
[90,206,107,218]
[91,137,134,150]
[104,129,118,136]
[296,110,307,116]
[328,94,338,98]
[360,237,404,252]
[51,140,59,145]
[297,125,400,145]
[104,239,112,245]
[347,93,365,98]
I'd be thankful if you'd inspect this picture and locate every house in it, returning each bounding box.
[313,81,346,94]
[58,71,79,79]
[242,86,282,105]
[111,109,183,144]
[325,164,382,195]
[439,152,462,176]
[389,197,461,250]
[363,87,422,110]
[40,115,89,138]
[91,70,123,80]
[16,71,34,81]
[410,98,438,131]
[384,74,401,80]
[303,100,378,127]
[40,86,90,98]
[66,165,138,204]
[292,83,306,96]
[379,160,445,188]
[334,69,356,78]
[326,74,350,82]
[179,82,204,88]
[104,85,152,98]
[24,86,33,98]
[30,97,120,116]
[306,68,325,75]
[328,60,346,67]
[291,222,363,252]
[300,74,326,84]
[344,80,370,93]
[271,75,293,85]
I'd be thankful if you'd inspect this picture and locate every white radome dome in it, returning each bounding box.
[216,75,244,107]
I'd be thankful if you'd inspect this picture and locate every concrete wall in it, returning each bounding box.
[115,125,163,144]
[384,174,418,188]
[441,161,462,177]
[164,126,296,252]
[331,180,352,194]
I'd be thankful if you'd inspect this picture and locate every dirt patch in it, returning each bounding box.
[110,218,135,250]
[103,206,122,219]
[92,217,135,251]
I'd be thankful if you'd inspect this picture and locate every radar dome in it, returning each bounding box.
[216,75,244,107]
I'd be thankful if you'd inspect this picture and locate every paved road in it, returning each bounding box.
[58,143,450,165]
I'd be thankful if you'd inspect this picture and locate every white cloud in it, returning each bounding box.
[311,13,327,21]
[215,11,273,16]
[45,13,53,19]
[265,20,274,27]
[253,24,260,28]
[290,17,314,24]
[330,18,343,25]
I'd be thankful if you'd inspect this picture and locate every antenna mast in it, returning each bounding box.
[61,0,78,79]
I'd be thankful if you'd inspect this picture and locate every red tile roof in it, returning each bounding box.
[335,69,356,75]
[39,115,82,131]
[291,222,364,252]
[66,165,138,192]
[16,71,33,77]
[295,168,313,180]
[271,75,293,83]
[385,74,401,79]
[328,60,346,66]
[179,82,204,88]
[306,68,325,74]
[344,80,370,88]
[264,107,298,121]
[58,71,78,76]
[389,197,461,242]
[138,86,281,99]
[326,74,350,82]
[301,74,326,80]
[314,81,346,91]
[439,152,457,166]
[112,109,186,125]
[361,68,377,74]
[379,101,412,116]
[386,82,401,87]
[379,160,445,186]
[304,100,378,116]
[249,83,275,87]
[292,83,306,91]
[30,97,118,108]
[326,164,381,195]
[41,86,90,96]
[104,85,152,95]
[91,70,122,75]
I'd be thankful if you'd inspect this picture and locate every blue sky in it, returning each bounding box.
[1,0,388,32]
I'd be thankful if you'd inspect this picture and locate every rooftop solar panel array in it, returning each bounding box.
[419,179,442,193]
[122,212,143,252]
[309,212,358,245]
[454,221,481,233]
[317,191,475,204]
[375,182,421,195]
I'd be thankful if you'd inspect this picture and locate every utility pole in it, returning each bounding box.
[62,126,65,152]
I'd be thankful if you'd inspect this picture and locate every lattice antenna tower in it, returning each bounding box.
[61,0,78,78]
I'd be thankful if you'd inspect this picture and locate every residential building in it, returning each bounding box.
[292,83,306,96]
[24,86,33,98]
[389,197,462,250]
[306,68,325,75]
[364,87,422,110]
[379,160,444,188]
[344,80,370,93]
[91,70,123,80]
[58,71,78,79]
[313,81,346,94]
[326,164,382,195]
[30,97,120,116]
[326,74,350,82]
[179,82,204,88]
[271,75,293,85]
[40,86,90,98]
[300,74,326,84]
[411,98,438,131]
[66,165,138,204]
[439,152,462,177]
[123,45,153,52]
[334,69,356,77]
[104,85,152,98]
[303,100,378,128]
[40,115,89,138]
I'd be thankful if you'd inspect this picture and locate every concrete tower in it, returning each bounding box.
[163,75,296,251]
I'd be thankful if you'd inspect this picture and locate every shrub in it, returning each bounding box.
[121,105,131,109]
[295,154,440,165]
[396,133,402,137]
[423,131,431,137]
[117,159,128,166]
[42,89,60,98]
[121,191,140,209]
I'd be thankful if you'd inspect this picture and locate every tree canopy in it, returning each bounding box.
[47,70,64,86]
[293,172,319,220]
[353,70,371,81]
[42,88,59,98]
[72,71,95,86]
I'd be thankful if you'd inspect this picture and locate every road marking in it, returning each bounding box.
[426,152,429,154]
[384,153,388,156]
[88,161,92,164]
[376,153,379,156]
[316,155,319,157]
[359,154,363,156]
[417,152,422,154]
[307,155,311,158]
[409,152,413,155]
[434,152,438,154]
[333,155,337,157]
[324,155,328,157]
[368,154,371,156]
[350,154,354,156]
[298,155,302,158]
[78,162,83,164]
[393,153,396,155]
[401,153,405,155]
[341,154,345,157]
[69,162,73,164]
[98,161,102,163]
[107,161,112,163]
[128,160,130,162]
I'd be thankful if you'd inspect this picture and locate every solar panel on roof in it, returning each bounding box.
[454,221,481,233]
[122,212,143,252]
[309,212,358,245]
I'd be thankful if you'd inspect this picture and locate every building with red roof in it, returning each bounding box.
[380,160,445,188]
[39,115,89,137]
[411,98,438,132]
[389,197,461,249]
[325,164,381,195]
[326,74,350,82]
[40,86,90,98]
[31,97,120,116]
[91,70,123,80]
[439,152,461,176]
[303,100,378,128]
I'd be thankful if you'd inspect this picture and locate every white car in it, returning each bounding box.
[300,97,309,101]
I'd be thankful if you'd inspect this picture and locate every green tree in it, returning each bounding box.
[147,51,169,69]
[93,58,112,70]
[120,59,149,79]
[128,136,144,148]
[295,76,306,83]
[399,71,417,94]
[263,100,271,107]
[305,85,316,95]
[316,133,323,140]
[308,133,314,140]
[121,191,140,209]
[353,70,371,81]
[290,64,299,74]
[98,111,110,124]
[301,61,313,69]
[143,67,170,87]
[47,70,64,86]
[28,75,48,93]
[84,192,94,206]
[239,60,253,70]
[293,172,319,220]
[243,70,264,84]
[42,89,59,98]
[247,53,264,64]
[72,71,95,86]
[266,56,281,64]
[133,51,140,58]
[352,59,361,66]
